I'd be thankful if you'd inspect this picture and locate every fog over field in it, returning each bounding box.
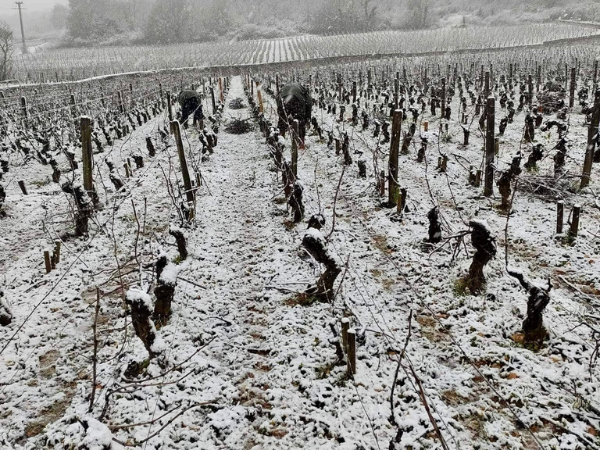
[1,0,600,46]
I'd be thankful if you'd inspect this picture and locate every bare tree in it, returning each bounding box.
[361,0,378,30]
[145,0,193,44]
[0,20,13,82]
[122,0,140,29]
[407,0,431,29]
[50,4,69,30]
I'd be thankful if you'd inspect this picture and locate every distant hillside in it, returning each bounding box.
[3,0,600,49]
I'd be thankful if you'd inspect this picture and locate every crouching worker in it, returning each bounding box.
[277,83,312,149]
[178,90,204,129]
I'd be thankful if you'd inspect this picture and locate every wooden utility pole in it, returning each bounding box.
[388,110,403,206]
[170,121,194,203]
[15,2,27,54]
[484,97,495,197]
[581,89,600,188]
[80,116,94,199]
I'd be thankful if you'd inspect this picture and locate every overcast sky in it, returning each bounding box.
[0,0,67,13]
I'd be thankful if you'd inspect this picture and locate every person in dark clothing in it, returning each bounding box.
[178,90,204,128]
[277,83,312,148]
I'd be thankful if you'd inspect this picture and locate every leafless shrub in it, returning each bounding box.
[0,20,13,81]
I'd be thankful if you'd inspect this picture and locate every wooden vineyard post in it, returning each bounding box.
[21,96,28,121]
[18,180,27,195]
[570,205,581,237]
[256,82,264,114]
[219,78,224,103]
[347,328,356,375]
[581,89,600,189]
[594,60,598,92]
[484,97,495,197]
[397,187,407,214]
[556,200,564,234]
[44,250,52,274]
[211,86,217,115]
[389,110,403,206]
[70,94,76,118]
[484,72,490,98]
[276,74,280,97]
[118,91,124,114]
[170,121,194,203]
[569,68,576,109]
[80,117,94,201]
[441,77,446,118]
[291,120,299,178]
[166,92,173,123]
[53,240,61,265]
[341,318,350,352]
[352,81,357,104]
[480,65,484,87]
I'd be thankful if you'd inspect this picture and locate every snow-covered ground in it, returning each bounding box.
[12,23,600,82]
[1,74,599,449]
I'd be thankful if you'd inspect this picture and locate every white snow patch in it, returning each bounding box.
[160,262,180,285]
[126,287,153,311]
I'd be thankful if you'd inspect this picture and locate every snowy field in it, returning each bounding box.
[1,39,600,450]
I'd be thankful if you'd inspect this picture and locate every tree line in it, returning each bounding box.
[1,0,594,52]
[63,0,440,46]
